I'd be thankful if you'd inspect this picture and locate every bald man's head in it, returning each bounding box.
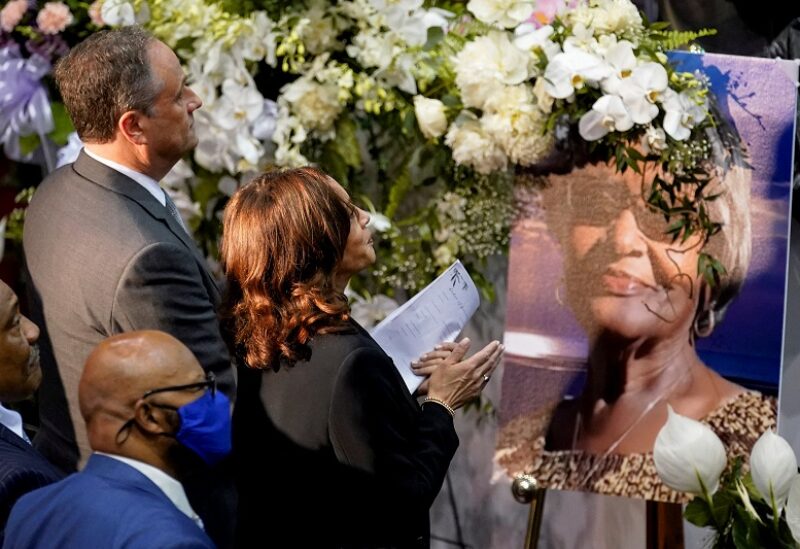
[79,330,205,449]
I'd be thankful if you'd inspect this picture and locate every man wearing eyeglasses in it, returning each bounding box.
[3,331,229,548]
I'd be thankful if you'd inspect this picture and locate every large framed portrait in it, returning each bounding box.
[496,53,798,502]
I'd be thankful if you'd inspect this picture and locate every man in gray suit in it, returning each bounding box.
[22,26,234,545]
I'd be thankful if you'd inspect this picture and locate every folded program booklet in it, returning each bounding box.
[370,260,480,394]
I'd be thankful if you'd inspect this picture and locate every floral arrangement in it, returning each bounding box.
[0,0,726,304]
[655,407,800,548]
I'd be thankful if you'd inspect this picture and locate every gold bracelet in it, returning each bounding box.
[423,397,455,418]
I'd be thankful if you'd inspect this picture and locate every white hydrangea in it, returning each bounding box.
[454,31,533,109]
[467,0,535,29]
[299,0,342,55]
[445,111,507,174]
[481,85,554,166]
[280,76,342,134]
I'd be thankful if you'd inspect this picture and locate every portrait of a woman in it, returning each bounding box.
[220,167,503,546]
[497,139,777,502]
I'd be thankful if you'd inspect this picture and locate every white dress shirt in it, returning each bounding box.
[83,147,167,207]
[0,403,29,442]
[95,452,204,530]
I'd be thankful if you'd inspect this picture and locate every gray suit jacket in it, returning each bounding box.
[23,150,233,472]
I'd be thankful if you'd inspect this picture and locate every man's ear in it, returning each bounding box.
[118,110,147,145]
[132,400,174,436]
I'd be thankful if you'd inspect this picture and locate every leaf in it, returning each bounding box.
[385,165,412,219]
[685,497,714,527]
[423,26,444,51]
[335,116,362,169]
[49,102,75,146]
[18,134,41,157]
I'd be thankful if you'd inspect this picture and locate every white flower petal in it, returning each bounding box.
[751,430,798,510]
[653,406,727,496]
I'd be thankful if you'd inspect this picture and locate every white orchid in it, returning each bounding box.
[618,62,669,124]
[562,22,599,54]
[653,406,727,498]
[513,24,561,62]
[578,94,633,140]
[239,12,278,66]
[751,430,798,513]
[100,0,148,26]
[252,99,279,141]
[467,0,535,29]
[348,293,399,329]
[366,212,392,232]
[599,40,637,95]
[55,132,84,168]
[543,48,611,99]
[162,159,195,188]
[662,88,708,141]
[413,95,448,139]
[214,79,265,131]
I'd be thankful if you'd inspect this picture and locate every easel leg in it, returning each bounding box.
[645,501,684,549]
[512,475,547,549]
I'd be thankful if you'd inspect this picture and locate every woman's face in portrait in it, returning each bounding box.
[549,163,703,342]
[327,178,376,278]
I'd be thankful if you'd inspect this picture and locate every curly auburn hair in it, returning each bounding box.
[220,167,353,369]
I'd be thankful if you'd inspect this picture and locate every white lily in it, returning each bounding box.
[751,430,798,513]
[785,475,800,543]
[618,62,668,124]
[653,406,727,498]
[662,88,707,141]
[578,94,633,141]
[543,49,610,99]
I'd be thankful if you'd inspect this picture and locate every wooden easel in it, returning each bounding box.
[512,476,685,548]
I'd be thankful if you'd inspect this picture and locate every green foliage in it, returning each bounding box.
[683,459,798,549]
[645,28,718,51]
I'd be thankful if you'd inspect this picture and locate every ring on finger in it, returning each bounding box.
[482,374,490,383]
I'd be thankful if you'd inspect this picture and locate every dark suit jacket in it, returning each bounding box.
[233,320,459,549]
[0,423,63,544]
[22,150,235,546]
[3,453,215,548]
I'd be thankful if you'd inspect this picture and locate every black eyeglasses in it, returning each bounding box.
[142,371,217,399]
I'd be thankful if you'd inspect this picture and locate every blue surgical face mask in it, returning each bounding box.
[117,372,232,466]
[173,390,232,466]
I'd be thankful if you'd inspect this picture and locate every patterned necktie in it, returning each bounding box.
[163,190,188,234]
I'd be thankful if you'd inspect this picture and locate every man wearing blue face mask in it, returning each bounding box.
[3,330,230,548]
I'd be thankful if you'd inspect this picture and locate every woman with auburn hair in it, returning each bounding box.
[221,167,502,548]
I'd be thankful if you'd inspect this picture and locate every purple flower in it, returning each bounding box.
[0,43,54,161]
[25,32,68,62]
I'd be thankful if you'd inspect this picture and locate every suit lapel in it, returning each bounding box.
[72,151,220,297]
[0,422,33,453]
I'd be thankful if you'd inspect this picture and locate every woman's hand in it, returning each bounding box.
[425,338,504,410]
[411,341,459,396]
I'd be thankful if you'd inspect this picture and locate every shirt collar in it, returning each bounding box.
[0,403,28,442]
[83,147,166,207]
[95,452,204,530]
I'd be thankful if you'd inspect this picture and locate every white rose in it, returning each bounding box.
[413,96,448,139]
[445,111,507,174]
[467,0,535,29]
[454,31,534,109]
[280,77,342,133]
[482,84,553,165]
